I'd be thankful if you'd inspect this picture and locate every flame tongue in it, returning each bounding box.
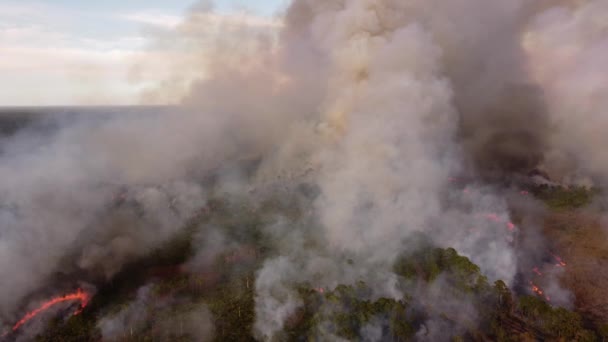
[12,289,90,332]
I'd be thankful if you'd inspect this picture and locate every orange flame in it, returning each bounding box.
[12,289,90,332]
[480,213,517,232]
[530,281,550,302]
[551,254,566,267]
[531,283,543,295]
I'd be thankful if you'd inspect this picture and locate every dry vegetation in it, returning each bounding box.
[544,210,608,327]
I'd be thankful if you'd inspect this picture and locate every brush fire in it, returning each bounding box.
[4,289,90,336]
[1,0,608,340]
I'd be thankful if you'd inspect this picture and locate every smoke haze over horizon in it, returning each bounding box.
[0,0,607,340]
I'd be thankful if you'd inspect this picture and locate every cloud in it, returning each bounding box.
[0,2,286,106]
[120,12,182,29]
[187,11,284,29]
[0,47,133,104]
[0,4,143,105]
[120,10,284,30]
[127,8,285,105]
[0,3,50,23]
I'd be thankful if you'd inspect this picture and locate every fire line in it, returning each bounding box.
[11,289,90,332]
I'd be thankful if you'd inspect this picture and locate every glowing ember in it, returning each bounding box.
[12,289,90,332]
[480,213,517,233]
[531,282,543,295]
[530,281,550,301]
[552,254,567,267]
[484,213,501,222]
[532,267,542,276]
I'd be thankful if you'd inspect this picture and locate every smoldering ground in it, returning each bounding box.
[0,0,607,340]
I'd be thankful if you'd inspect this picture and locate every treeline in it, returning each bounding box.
[283,242,597,341]
[28,195,603,341]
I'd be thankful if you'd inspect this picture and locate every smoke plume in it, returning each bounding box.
[0,0,606,339]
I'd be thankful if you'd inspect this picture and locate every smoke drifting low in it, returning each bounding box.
[0,0,606,340]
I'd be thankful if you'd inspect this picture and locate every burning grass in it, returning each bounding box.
[23,238,601,341]
[7,185,607,341]
[23,194,276,341]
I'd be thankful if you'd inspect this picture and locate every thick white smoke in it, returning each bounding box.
[249,0,606,338]
[252,0,521,338]
[0,0,605,339]
[525,0,608,185]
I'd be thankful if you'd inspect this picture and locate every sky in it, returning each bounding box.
[0,0,287,106]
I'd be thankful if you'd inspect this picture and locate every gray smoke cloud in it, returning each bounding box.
[246,0,511,338]
[0,2,299,335]
[98,284,215,341]
[241,0,597,338]
[97,285,154,340]
[0,0,605,339]
[0,113,210,323]
[525,0,608,185]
